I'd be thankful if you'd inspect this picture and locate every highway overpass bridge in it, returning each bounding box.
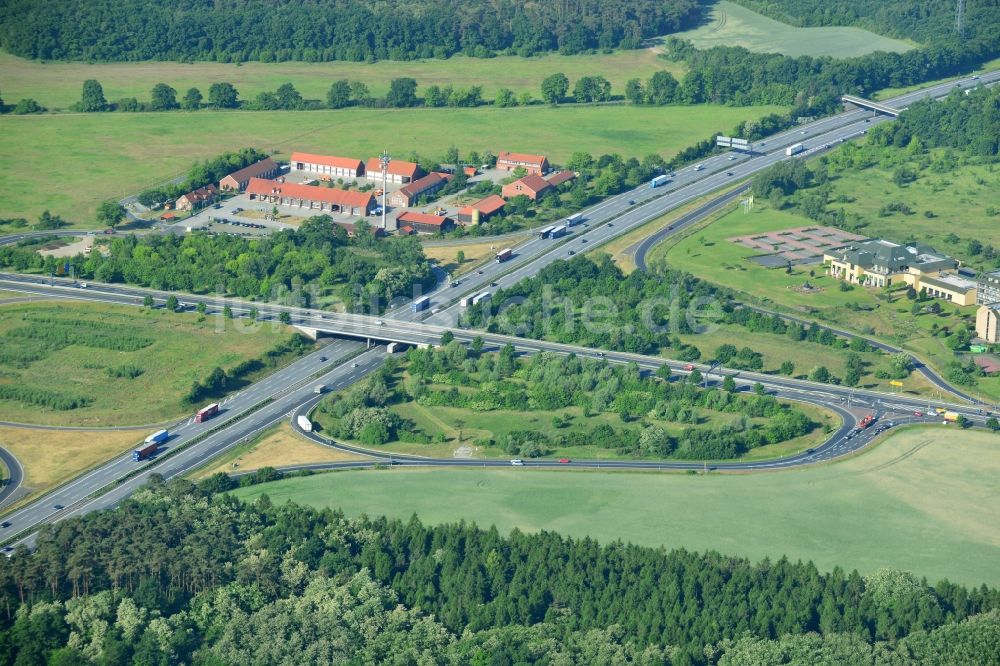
[842,94,904,117]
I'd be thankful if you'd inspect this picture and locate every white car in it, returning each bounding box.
[79,282,88,288]
[510,459,524,466]
[694,164,704,171]
[376,320,384,326]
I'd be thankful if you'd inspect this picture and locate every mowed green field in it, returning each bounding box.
[0,301,290,426]
[816,159,1000,264]
[235,426,1000,586]
[0,50,684,112]
[674,1,912,58]
[652,201,995,399]
[0,104,784,224]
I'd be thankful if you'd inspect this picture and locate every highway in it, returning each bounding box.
[391,71,999,327]
[0,277,990,427]
[0,448,24,509]
[0,339,371,549]
[0,68,995,547]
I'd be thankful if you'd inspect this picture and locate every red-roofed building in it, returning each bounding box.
[290,152,364,179]
[457,195,506,225]
[246,178,374,216]
[398,225,416,236]
[463,166,478,177]
[502,174,552,201]
[387,173,452,208]
[365,158,423,184]
[176,184,219,211]
[396,211,455,234]
[496,151,549,175]
[334,220,384,238]
[219,158,280,191]
[546,170,576,188]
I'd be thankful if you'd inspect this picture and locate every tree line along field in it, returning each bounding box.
[0,300,291,426]
[0,103,784,224]
[0,50,685,111]
[235,425,1000,587]
[672,1,913,58]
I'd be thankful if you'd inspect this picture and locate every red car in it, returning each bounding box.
[684,364,695,371]
[914,411,923,417]
[558,458,571,464]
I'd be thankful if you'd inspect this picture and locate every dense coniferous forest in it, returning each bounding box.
[0,481,997,664]
[0,0,699,62]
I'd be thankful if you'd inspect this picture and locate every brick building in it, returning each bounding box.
[387,173,451,208]
[246,178,374,216]
[502,174,552,201]
[219,158,280,191]
[396,211,455,234]
[175,184,218,211]
[496,151,549,175]
[457,195,506,225]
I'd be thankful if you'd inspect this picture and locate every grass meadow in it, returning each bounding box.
[0,103,784,225]
[0,425,142,509]
[234,426,1000,587]
[0,50,685,112]
[192,422,367,480]
[674,1,913,58]
[0,300,290,426]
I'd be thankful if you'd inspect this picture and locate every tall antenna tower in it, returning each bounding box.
[956,0,966,36]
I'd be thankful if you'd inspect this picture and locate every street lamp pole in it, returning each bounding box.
[379,149,390,231]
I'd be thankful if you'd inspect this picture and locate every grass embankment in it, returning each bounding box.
[0,103,785,224]
[814,159,1000,263]
[422,240,519,276]
[0,301,290,426]
[674,1,912,58]
[0,426,142,507]
[192,422,368,479]
[0,50,684,112]
[235,425,1000,587]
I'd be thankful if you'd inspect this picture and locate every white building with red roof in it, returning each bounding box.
[364,158,424,184]
[290,152,364,179]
